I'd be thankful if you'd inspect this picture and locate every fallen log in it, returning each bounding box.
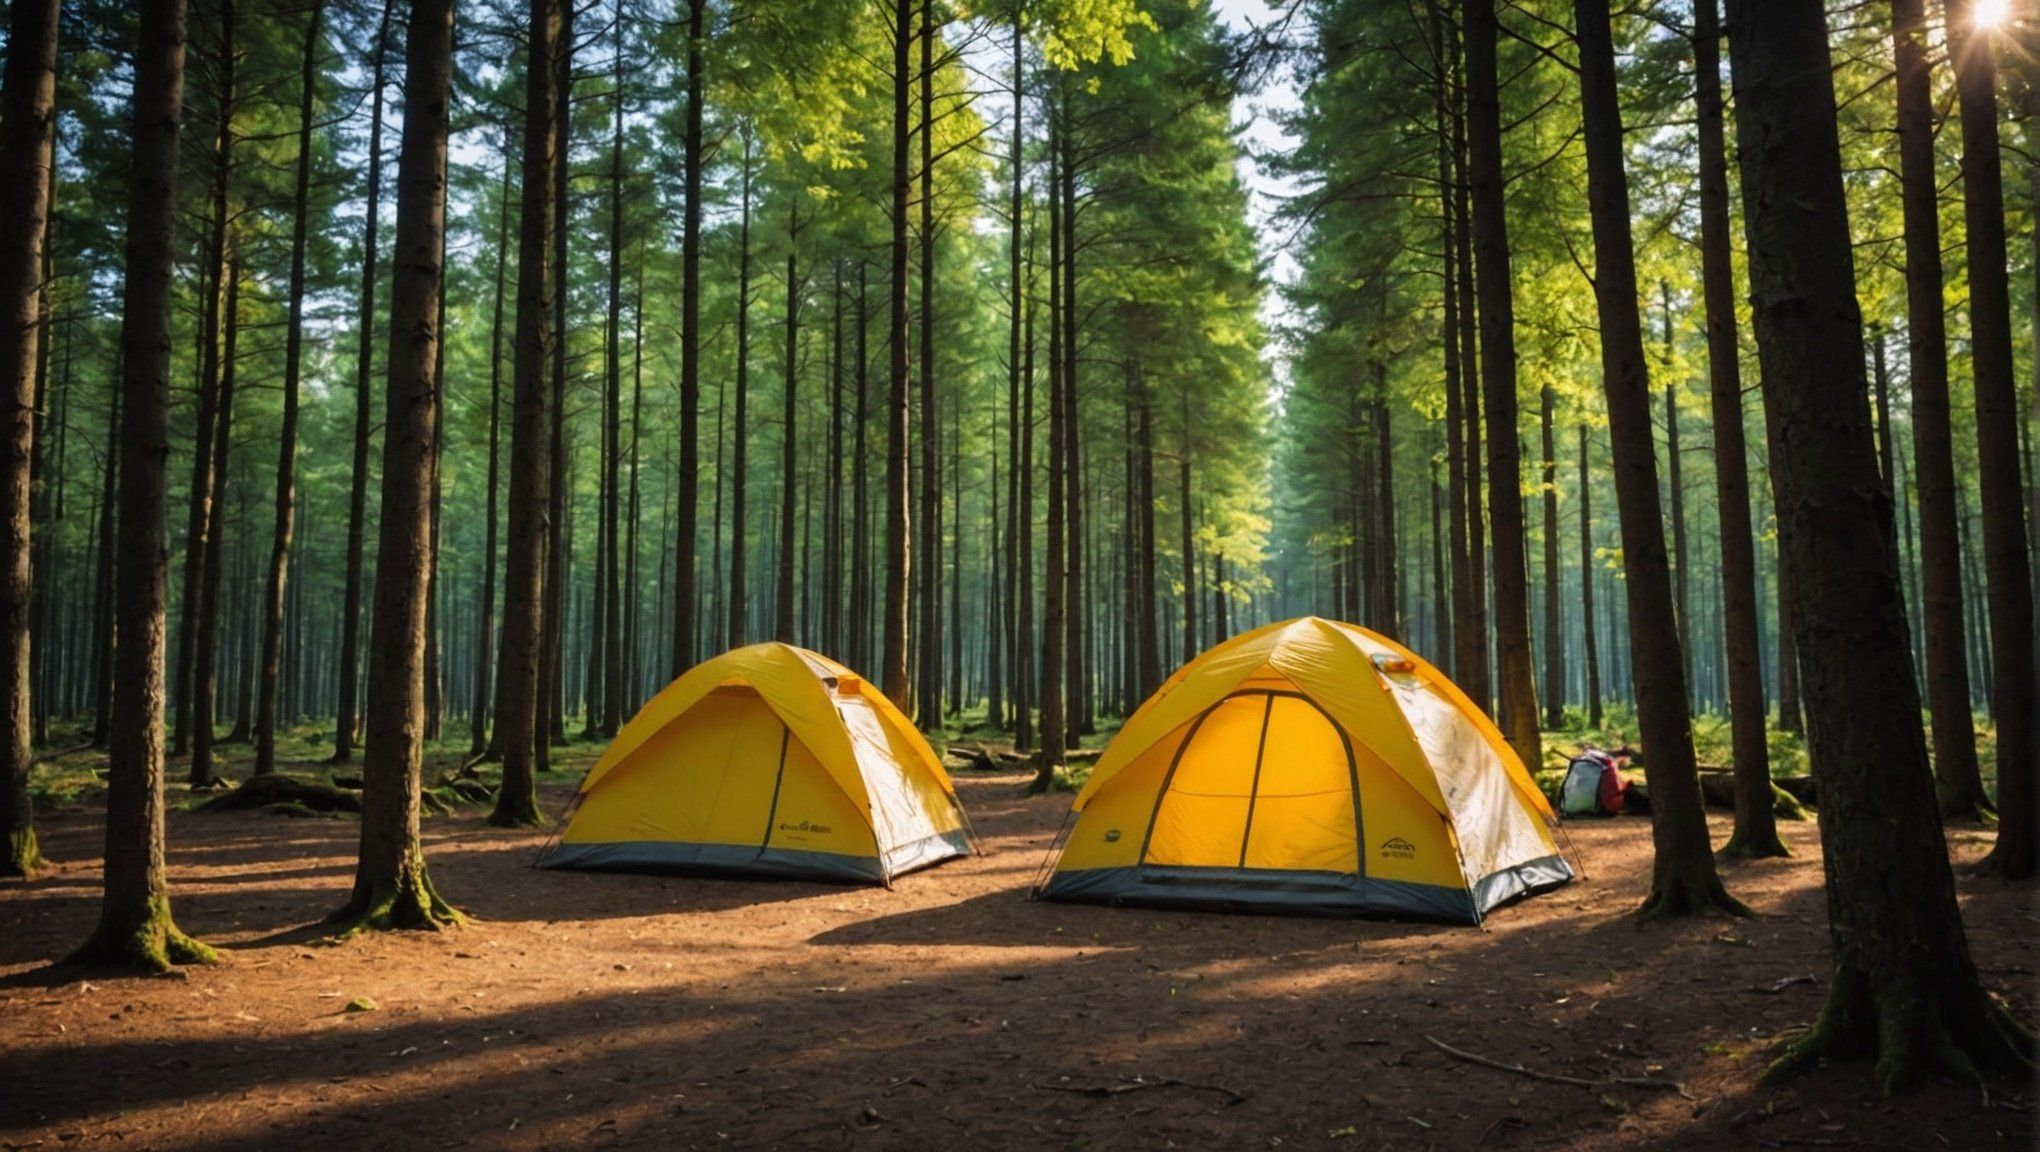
[200,774,361,814]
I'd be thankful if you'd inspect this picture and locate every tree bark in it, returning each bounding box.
[1578,425,1602,727]
[71,0,216,970]
[1946,0,2036,876]
[490,0,561,829]
[254,0,324,777]
[336,0,460,932]
[470,123,513,759]
[1573,0,1742,917]
[727,131,753,649]
[1037,108,1067,784]
[189,259,238,787]
[1539,382,1563,727]
[916,0,941,724]
[1692,0,1783,859]
[1728,0,2033,1088]
[1464,0,1540,755]
[671,0,704,675]
[334,0,393,762]
[777,201,801,644]
[0,0,59,877]
[882,0,913,709]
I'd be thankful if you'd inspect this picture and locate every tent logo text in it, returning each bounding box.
[780,820,832,835]
[1379,837,1416,860]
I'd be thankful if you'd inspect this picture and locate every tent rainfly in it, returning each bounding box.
[539,643,972,885]
[1037,617,1573,923]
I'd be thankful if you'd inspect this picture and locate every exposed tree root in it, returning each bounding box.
[1974,837,2033,881]
[4,827,41,878]
[63,897,219,973]
[1765,966,2036,1095]
[487,792,546,828]
[1637,869,1755,920]
[326,872,464,937]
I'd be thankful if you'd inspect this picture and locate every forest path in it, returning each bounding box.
[0,768,2030,1150]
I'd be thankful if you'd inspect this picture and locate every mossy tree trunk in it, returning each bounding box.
[1572,0,1745,917]
[0,0,60,879]
[336,0,462,934]
[1725,0,2033,1091]
[70,0,216,971]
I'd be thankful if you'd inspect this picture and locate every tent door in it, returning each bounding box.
[1138,690,1364,876]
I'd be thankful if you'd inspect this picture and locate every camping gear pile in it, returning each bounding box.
[1559,747,1634,818]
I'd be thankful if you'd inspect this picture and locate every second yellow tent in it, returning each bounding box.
[1039,617,1571,923]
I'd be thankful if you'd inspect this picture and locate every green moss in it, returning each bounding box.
[64,894,219,973]
[328,870,465,937]
[4,827,41,878]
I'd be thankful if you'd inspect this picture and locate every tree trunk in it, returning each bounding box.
[1579,425,1602,727]
[1135,364,1160,700]
[882,0,913,709]
[778,201,801,644]
[1037,109,1067,784]
[1465,0,1540,754]
[916,0,942,725]
[1690,0,1784,860]
[175,0,236,760]
[1727,0,2033,1088]
[335,0,393,762]
[189,260,239,787]
[728,132,753,649]
[490,0,561,829]
[1451,25,1489,710]
[253,0,324,777]
[1539,382,1563,728]
[850,263,870,670]
[1946,0,2037,876]
[540,0,573,761]
[71,0,216,970]
[671,0,704,675]
[90,384,118,748]
[1432,0,1469,685]
[1573,0,1742,917]
[825,263,845,657]
[471,124,513,759]
[600,19,625,736]
[0,0,59,877]
[1000,14,1023,730]
[337,0,460,932]
[1014,236,1036,752]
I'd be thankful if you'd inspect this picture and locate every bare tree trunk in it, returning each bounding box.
[999,14,1024,729]
[254,0,324,777]
[1947,0,2036,876]
[1037,107,1066,783]
[176,0,236,760]
[1729,0,2033,1088]
[70,0,216,970]
[777,201,801,644]
[189,260,239,787]
[335,0,393,762]
[470,123,513,759]
[1014,235,1035,752]
[1465,0,1540,755]
[915,0,941,724]
[880,0,915,707]
[337,0,460,932]
[670,0,704,675]
[1059,95,1086,743]
[1691,0,1784,860]
[728,131,753,649]
[1578,425,1602,727]
[0,0,59,877]
[824,262,844,656]
[1539,382,1563,727]
[1572,0,1742,917]
[490,0,561,829]
[849,263,870,670]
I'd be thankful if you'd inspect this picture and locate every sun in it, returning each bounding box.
[1971,0,2011,30]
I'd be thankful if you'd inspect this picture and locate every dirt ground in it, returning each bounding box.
[2,767,2034,1151]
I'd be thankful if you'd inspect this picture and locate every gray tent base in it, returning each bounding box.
[538,831,969,886]
[1038,855,1575,924]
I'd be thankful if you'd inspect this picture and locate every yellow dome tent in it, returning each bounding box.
[1037,617,1572,923]
[539,643,973,885]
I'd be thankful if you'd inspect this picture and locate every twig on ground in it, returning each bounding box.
[1424,1035,1688,1096]
[1033,1075,1247,1106]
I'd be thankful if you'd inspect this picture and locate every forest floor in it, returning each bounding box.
[1,748,2033,1151]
